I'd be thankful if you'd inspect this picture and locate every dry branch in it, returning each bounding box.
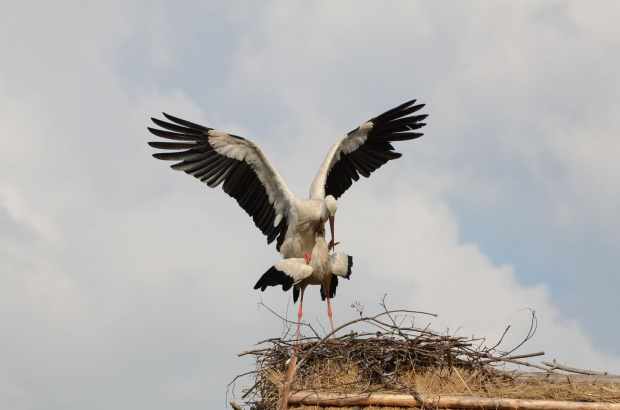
[231,305,620,409]
[288,391,620,409]
[509,372,620,385]
[542,359,612,376]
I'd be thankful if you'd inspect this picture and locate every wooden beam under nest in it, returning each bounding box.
[288,391,620,409]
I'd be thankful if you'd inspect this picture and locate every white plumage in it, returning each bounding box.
[254,227,352,344]
[147,99,427,342]
[255,232,352,294]
[148,99,427,261]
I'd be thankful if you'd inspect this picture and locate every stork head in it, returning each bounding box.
[325,195,338,217]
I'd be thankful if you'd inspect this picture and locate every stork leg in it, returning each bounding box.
[295,288,305,349]
[325,291,336,340]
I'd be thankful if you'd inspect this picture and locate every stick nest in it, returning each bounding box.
[231,305,620,409]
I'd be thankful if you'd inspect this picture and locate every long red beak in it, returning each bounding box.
[328,215,335,252]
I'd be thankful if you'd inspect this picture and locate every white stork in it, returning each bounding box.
[147,99,427,335]
[254,225,353,346]
[147,99,427,257]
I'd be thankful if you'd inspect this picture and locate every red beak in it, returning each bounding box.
[328,215,335,252]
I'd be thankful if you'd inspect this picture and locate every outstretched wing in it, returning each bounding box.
[253,258,313,292]
[148,113,295,249]
[310,99,427,199]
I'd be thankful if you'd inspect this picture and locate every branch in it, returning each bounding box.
[296,309,437,368]
[480,351,545,364]
[500,308,537,357]
[542,359,617,376]
[505,371,620,385]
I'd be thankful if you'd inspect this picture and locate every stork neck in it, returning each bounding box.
[312,236,329,256]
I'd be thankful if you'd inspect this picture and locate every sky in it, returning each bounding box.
[1,1,619,409]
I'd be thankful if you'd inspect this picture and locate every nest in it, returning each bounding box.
[231,304,620,409]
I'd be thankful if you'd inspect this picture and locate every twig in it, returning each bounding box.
[257,300,320,339]
[297,309,436,368]
[480,351,545,363]
[488,325,511,352]
[452,366,485,410]
[542,359,615,376]
[500,308,537,357]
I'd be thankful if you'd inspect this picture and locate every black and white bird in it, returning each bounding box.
[254,225,353,346]
[147,99,427,263]
[148,99,427,339]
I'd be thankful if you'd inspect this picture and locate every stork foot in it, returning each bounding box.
[328,240,340,252]
[304,253,311,264]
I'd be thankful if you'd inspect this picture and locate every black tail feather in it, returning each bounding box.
[346,255,353,279]
[320,275,339,301]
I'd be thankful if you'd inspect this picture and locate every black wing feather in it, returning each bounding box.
[325,100,428,199]
[254,266,294,292]
[148,113,288,248]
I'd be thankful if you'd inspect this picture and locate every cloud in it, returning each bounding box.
[220,0,620,370]
[1,1,620,409]
[337,184,620,372]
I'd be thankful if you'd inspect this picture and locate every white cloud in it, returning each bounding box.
[337,184,620,372]
[1,1,620,409]
[221,0,620,370]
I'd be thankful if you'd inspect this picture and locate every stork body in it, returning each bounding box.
[280,196,337,259]
[148,98,427,261]
[254,227,353,345]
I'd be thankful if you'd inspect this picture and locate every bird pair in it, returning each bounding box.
[148,98,427,347]
[254,222,353,347]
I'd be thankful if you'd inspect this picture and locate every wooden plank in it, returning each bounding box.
[288,391,620,409]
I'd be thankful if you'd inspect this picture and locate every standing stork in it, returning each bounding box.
[254,225,352,346]
[147,99,427,262]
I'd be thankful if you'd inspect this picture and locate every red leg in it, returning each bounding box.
[295,288,305,349]
[325,291,336,339]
